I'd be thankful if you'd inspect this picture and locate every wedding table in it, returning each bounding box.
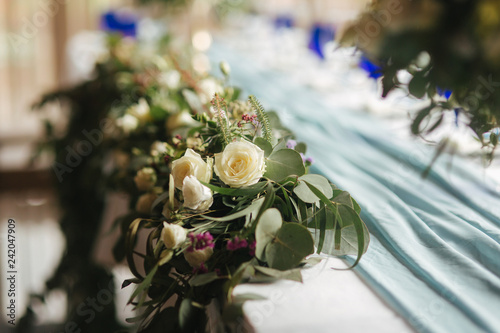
[208,29,500,333]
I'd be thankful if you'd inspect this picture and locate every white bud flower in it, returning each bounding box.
[184,247,213,268]
[182,176,213,212]
[135,192,158,214]
[161,222,187,249]
[134,167,157,191]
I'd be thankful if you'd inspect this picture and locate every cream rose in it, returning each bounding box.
[182,176,213,212]
[161,222,187,249]
[184,247,213,268]
[117,114,139,134]
[135,192,158,214]
[171,149,212,189]
[214,141,266,187]
[134,167,157,191]
[127,98,152,123]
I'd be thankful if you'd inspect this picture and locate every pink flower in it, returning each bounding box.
[249,241,256,256]
[226,236,248,251]
[188,232,215,252]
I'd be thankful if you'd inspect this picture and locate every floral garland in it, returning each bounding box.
[101,38,370,331]
[37,34,369,331]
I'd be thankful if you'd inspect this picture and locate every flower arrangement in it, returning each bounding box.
[115,67,369,331]
[340,0,500,163]
[35,34,369,331]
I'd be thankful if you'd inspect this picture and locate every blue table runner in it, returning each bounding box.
[209,42,500,333]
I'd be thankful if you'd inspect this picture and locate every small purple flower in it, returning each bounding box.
[188,232,215,252]
[227,236,248,251]
[300,153,314,165]
[300,153,306,163]
[249,241,256,256]
[286,140,297,149]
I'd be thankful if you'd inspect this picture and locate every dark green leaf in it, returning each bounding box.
[189,272,220,287]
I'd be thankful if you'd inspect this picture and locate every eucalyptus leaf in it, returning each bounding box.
[294,175,333,204]
[317,223,370,256]
[265,223,314,271]
[232,293,267,303]
[254,266,303,282]
[295,142,307,154]
[202,181,267,197]
[264,149,305,182]
[189,272,220,287]
[331,190,353,208]
[304,182,367,267]
[202,197,264,222]
[254,137,273,157]
[255,208,283,261]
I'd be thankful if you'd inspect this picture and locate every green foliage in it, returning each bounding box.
[249,95,273,144]
[264,149,306,182]
[340,0,500,163]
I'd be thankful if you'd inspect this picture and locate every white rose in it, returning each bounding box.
[171,149,212,189]
[184,247,213,268]
[161,222,187,249]
[136,192,158,214]
[182,176,213,212]
[214,141,266,188]
[127,98,151,123]
[150,141,169,157]
[158,70,181,90]
[134,167,157,191]
[117,114,139,134]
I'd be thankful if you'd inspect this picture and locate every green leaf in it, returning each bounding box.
[254,137,273,157]
[331,190,353,208]
[351,197,361,214]
[255,208,283,261]
[317,202,327,253]
[231,293,267,304]
[295,142,307,154]
[265,223,314,270]
[304,182,367,268]
[128,265,158,304]
[202,197,264,222]
[158,249,173,266]
[202,181,267,197]
[294,175,333,204]
[179,298,204,332]
[491,132,498,146]
[264,149,305,182]
[189,272,220,287]
[254,266,303,282]
[411,105,434,135]
[150,105,168,120]
[319,223,370,256]
[409,73,428,99]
